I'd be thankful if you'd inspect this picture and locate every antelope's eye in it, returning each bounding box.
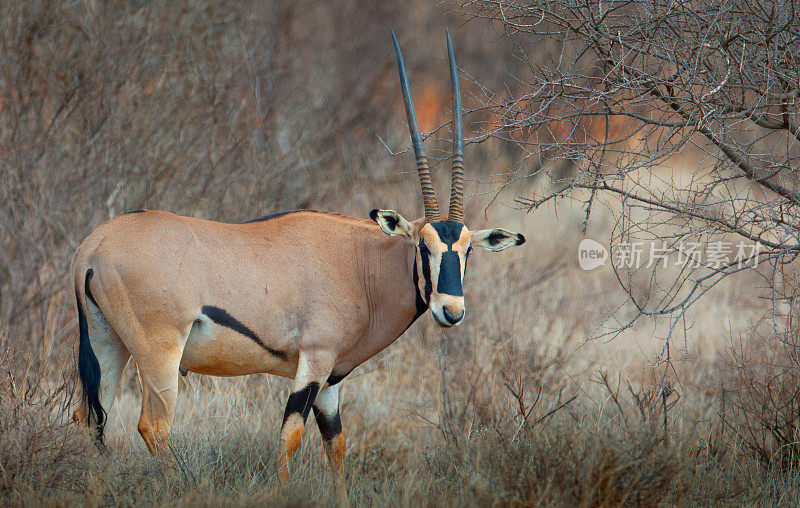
[419,240,429,254]
[467,245,472,256]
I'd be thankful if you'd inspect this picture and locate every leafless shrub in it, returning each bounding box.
[0,0,406,349]
[719,330,800,469]
[3,0,800,504]
[459,0,800,348]
[0,335,94,502]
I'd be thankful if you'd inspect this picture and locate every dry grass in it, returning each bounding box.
[2,1,800,506]
[3,198,799,506]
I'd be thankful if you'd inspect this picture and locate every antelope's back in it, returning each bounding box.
[72,210,382,333]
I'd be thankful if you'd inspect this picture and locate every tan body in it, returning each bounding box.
[74,210,419,381]
[72,210,426,504]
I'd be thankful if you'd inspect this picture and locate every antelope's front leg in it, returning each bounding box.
[313,383,348,505]
[277,352,332,485]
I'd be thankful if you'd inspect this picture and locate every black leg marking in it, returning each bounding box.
[313,406,342,442]
[201,305,288,360]
[326,371,352,386]
[282,382,320,425]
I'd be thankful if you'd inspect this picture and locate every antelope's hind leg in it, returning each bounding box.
[127,325,186,457]
[313,383,348,505]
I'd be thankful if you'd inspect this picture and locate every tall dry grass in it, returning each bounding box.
[2,1,800,506]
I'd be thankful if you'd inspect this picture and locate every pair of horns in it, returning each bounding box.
[392,28,464,223]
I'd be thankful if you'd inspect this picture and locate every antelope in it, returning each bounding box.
[71,29,525,503]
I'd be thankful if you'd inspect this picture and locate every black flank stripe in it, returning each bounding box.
[201,305,288,360]
[282,382,320,425]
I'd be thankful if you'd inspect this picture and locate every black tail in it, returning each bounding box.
[76,268,105,442]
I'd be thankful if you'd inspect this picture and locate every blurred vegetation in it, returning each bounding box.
[1,1,800,506]
[0,0,525,343]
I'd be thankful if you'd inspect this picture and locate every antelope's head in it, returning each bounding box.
[371,30,526,328]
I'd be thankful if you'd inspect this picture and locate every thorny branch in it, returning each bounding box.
[458,0,800,350]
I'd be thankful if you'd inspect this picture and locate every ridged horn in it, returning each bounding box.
[446,28,464,223]
[391,30,441,223]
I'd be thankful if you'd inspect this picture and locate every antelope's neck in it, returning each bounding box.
[361,234,427,352]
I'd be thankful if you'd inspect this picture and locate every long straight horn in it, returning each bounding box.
[391,30,441,223]
[446,28,464,223]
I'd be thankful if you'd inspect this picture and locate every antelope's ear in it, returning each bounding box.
[471,228,526,252]
[370,209,417,240]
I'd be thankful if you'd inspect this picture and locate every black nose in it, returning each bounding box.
[443,307,464,325]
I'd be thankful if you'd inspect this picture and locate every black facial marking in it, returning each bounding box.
[428,221,466,297]
[395,256,428,336]
[516,234,526,245]
[201,305,288,360]
[412,257,428,318]
[313,405,342,441]
[437,251,463,296]
[327,370,352,386]
[430,221,465,245]
[121,209,147,215]
[418,241,433,303]
[369,209,379,222]
[282,382,320,425]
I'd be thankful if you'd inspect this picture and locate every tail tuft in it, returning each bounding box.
[76,268,105,442]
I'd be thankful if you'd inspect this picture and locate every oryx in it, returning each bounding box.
[71,29,524,502]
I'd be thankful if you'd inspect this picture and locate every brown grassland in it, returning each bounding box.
[2,1,800,506]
